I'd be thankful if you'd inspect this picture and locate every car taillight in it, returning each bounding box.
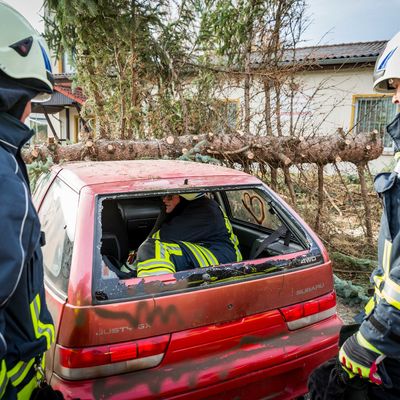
[279,291,337,330]
[54,334,170,380]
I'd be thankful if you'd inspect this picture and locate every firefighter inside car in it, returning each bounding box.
[121,192,242,277]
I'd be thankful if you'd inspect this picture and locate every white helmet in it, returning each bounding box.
[373,32,400,93]
[180,193,205,201]
[0,1,53,101]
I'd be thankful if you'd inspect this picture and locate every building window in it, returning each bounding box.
[353,95,398,152]
[211,99,239,133]
[28,113,49,144]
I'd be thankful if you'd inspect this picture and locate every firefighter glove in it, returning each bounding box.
[339,332,386,385]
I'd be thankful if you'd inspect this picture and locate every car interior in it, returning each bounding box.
[100,191,308,278]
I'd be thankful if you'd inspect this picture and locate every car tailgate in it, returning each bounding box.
[57,261,335,347]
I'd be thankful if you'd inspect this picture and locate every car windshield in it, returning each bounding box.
[92,186,319,302]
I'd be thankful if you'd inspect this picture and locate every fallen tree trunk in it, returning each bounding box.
[22,130,382,165]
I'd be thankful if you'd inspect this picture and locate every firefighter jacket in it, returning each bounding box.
[0,112,54,397]
[359,113,400,359]
[137,196,242,276]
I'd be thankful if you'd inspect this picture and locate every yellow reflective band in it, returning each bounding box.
[382,241,387,277]
[383,240,392,279]
[137,240,184,277]
[374,274,384,288]
[219,207,242,261]
[154,240,162,259]
[137,259,176,277]
[0,360,8,399]
[137,259,175,270]
[195,244,218,265]
[382,277,400,310]
[364,297,375,316]
[182,242,210,267]
[8,361,22,379]
[164,243,181,250]
[373,274,384,305]
[17,374,37,400]
[235,246,242,262]
[8,358,35,388]
[137,269,174,277]
[40,355,45,371]
[30,294,55,350]
[357,331,383,355]
[164,243,183,257]
[152,231,160,240]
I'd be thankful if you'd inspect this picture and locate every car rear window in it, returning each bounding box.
[92,186,320,303]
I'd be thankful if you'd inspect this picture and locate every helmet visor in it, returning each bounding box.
[31,91,51,103]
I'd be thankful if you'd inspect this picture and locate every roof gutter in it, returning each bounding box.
[315,56,378,66]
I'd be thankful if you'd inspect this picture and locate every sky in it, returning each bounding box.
[303,0,400,45]
[4,0,400,46]
[5,0,44,32]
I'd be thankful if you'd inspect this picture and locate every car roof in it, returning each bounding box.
[54,160,261,193]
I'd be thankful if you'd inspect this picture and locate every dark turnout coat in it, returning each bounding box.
[136,196,242,277]
[0,112,54,397]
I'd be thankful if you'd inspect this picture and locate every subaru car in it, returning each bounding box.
[33,160,342,400]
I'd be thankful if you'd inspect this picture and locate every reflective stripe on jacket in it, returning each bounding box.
[3,355,45,399]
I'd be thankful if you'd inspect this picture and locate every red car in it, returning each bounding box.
[33,160,342,400]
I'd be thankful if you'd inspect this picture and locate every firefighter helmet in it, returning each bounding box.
[180,193,205,201]
[0,1,54,101]
[373,32,400,93]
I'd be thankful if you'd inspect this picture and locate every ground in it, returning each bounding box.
[336,297,361,324]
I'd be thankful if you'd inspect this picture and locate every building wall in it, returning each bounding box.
[47,107,80,143]
[214,65,395,173]
[47,113,61,139]
[297,66,394,173]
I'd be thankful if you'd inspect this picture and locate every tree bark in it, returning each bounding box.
[283,166,296,207]
[270,165,278,191]
[357,163,373,245]
[315,164,324,232]
[22,130,383,165]
[263,79,273,136]
[244,46,251,136]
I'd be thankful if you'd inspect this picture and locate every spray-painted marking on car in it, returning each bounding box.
[94,303,185,331]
